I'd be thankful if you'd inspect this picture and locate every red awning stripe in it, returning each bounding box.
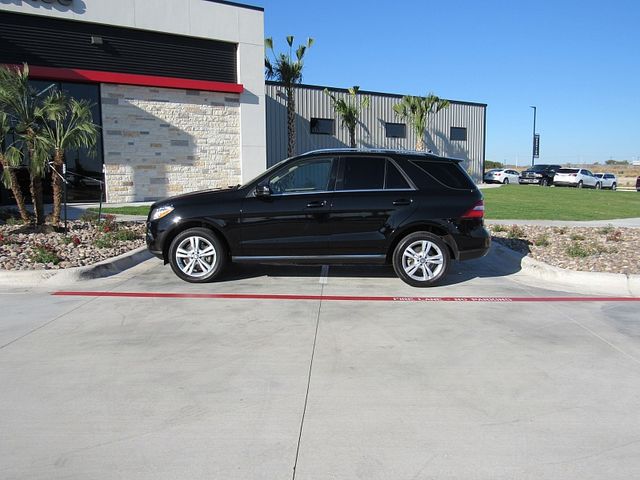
[6,64,244,94]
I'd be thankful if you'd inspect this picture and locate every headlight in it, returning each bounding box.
[150,205,174,220]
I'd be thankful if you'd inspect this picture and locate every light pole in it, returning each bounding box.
[530,106,536,166]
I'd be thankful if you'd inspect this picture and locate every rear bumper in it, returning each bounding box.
[553,180,579,187]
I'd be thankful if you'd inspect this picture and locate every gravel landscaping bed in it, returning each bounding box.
[489,224,640,275]
[0,215,145,271]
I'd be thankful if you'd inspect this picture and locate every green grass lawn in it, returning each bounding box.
[89,186,640,221]
[88,206,151,216]
[483,185,640,220]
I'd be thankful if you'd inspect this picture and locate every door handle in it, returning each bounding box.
[393,198,412,206]
[306,200,326,208]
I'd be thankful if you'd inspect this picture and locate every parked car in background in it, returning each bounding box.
[519,164,562,186]
[553,168,600,188]
[484,168,520,185]
[594,173,617,190]
[636,176,640,192]
[146,149,491,287]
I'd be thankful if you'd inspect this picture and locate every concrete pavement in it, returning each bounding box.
[1,248,640,479]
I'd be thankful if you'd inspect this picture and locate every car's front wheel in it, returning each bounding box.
[392,232,450,287]
[612,183,617,191]
[540,178,548,187]
[595,182,602,189]
[168,227,226,283]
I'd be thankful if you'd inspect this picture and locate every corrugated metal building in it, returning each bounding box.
[265,81,487,182]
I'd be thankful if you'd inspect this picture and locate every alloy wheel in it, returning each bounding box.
[175,236,217,278]
[401,240,444,282]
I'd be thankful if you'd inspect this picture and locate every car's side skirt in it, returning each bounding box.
[231,255,387,265]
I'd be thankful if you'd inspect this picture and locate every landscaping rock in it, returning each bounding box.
[0,220,145,271]
[489,225,640,275]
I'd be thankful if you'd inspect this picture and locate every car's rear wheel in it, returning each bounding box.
[392,232,450,287]
[503,178,509,185]
[577,181,583,189]
[595,182,602,189]
[169,228,226,283]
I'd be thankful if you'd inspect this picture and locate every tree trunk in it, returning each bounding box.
[415,136,425,152]
[0,157,30,223]
[348,126,356,148]
[29,172,44,226]
[286,87,296,158]
[51,150,64,225]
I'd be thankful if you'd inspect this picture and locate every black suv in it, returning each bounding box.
[518,164,561,186]
[146,149,490,287]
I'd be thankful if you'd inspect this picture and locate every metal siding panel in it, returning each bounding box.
[265,83,486,180]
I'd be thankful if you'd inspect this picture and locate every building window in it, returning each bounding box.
[310,118,334,135]
[385,122,406,138]
[450,127,467,141]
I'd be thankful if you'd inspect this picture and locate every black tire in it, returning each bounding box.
[577,181,583,189]
[612,183,617,191]
[503,178,510,185]
[595,182,601,190]
[392,232,450,287]
[540,178,548,187]
[168,227,227,283]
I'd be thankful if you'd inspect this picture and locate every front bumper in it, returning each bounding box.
[519,177,541,184]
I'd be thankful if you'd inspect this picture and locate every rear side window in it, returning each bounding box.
[339,156,386,190]
[410,160,475,189]
[385,161,411,189]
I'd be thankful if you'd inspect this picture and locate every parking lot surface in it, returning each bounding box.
[1,250,639,479]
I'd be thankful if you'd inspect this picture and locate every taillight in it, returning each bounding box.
[461,200,484,219]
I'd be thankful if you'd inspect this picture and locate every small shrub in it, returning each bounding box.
[492,224,507,233]
[569,233,585,241]
[556,227,567,235]
[101,214,117,233]
[606,230,623,242]
[31,245,61,264]
[598,225,615,235]
[94,234,114,249]
[112,229,139,242]
[80,211,99,223]
[566,242,590,258]
[5,217,23,226]
[534,234,550,247]
[507,225,525,239]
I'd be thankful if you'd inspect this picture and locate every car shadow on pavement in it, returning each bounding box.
[217,243,528,287]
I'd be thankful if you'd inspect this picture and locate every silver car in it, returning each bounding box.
[594,173,617,190]
[484,168,520,185]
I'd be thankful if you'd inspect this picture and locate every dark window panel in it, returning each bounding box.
[310,118,334,135]
[450,127,467,141]
[385,161,410,189]
[339,156,385,191]
[385,122,406,138]
[410,160,475,190]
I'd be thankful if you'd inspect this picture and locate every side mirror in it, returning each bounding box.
[255,185,271,197]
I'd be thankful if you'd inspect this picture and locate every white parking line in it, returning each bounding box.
[319,265,329,285]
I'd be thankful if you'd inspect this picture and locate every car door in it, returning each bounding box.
[239,155,336,257]
[583,170,597,187]
[327,155,416,256]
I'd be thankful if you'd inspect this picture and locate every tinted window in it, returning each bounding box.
[269,157,334,194]
[339,156,385,190]
[410,160,475,189]
[450,127,467,141]
[310,118,334,135]
[557,169,579,173]
[385,122,406,138]
[386,161,410,189]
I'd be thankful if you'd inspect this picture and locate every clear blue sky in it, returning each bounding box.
[254,0,639,165]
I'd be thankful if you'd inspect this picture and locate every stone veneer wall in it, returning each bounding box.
[101,84,241,202]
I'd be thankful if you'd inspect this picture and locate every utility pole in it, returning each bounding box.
[530,106,537,166]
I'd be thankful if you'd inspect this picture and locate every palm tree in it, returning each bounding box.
[265,35,314,157]
[393,93,450,151]
[0,64,51,225]
[0,112,30,222]
[324,86,370,148]
[40,91,99,225]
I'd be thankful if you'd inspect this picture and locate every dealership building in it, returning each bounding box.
[0,0,486,205]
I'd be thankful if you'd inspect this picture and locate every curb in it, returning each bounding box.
[0,246,153,287]
[493,242,640,296]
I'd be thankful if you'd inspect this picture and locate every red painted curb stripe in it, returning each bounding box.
[52,291,640,303]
